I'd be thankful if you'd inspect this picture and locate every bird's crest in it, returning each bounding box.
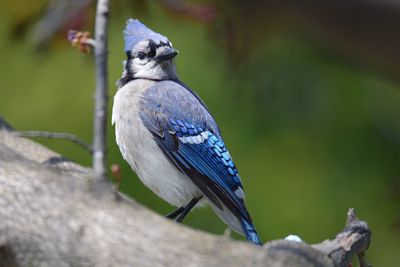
[124,19,169,52]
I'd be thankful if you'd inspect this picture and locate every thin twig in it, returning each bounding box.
[92,0,110,180]
[68,30,96,53]
[17,131,92,154]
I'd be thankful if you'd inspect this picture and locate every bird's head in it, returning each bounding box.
[120,19,179,84]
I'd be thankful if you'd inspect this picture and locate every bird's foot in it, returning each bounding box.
[165,207,184,219]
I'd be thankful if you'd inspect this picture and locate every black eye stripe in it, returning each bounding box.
[126,51,133,59]
[148,41,157,58]
[126,41,172,60]
[155,42,171,48]
[148,47,156,58]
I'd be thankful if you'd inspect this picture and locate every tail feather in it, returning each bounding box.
[240,219,262,245]
[208,201,262,245]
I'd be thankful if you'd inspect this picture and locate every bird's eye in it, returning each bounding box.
[137,52,146,60]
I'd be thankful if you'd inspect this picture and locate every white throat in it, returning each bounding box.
[133,60,178,80]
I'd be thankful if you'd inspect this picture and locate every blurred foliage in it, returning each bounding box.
[0,1,399,266]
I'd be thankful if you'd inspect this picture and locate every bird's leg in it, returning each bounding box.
[176,196,203,223]
[165,207,184,219]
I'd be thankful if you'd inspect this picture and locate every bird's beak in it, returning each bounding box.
[155,47,178,62]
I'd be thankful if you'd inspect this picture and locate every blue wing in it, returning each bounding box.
[139,81,261,245]
[139,81,261,244]
[165,118,248,218]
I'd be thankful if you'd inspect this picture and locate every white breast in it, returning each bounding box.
[112,79,202,207]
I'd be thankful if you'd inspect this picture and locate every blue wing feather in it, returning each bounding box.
[154,118,250,220]
[139,80,261,244]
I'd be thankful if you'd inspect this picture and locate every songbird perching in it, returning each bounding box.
[112,18,262,245]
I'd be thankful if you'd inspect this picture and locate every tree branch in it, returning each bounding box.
[92,0,110,180]
[312,208,371,267]
[17,131,92,154]
[0,118,371,267]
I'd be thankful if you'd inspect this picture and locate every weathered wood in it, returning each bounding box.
[0,118,371,267]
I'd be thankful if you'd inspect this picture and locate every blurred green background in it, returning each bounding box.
[1,0,399,266]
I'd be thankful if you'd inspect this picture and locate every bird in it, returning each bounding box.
[112,18,262,245]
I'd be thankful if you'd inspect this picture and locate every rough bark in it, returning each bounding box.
[0,117,371,267]
[92,0,110,180]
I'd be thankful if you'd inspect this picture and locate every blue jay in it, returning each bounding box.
[112,19,262,245]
